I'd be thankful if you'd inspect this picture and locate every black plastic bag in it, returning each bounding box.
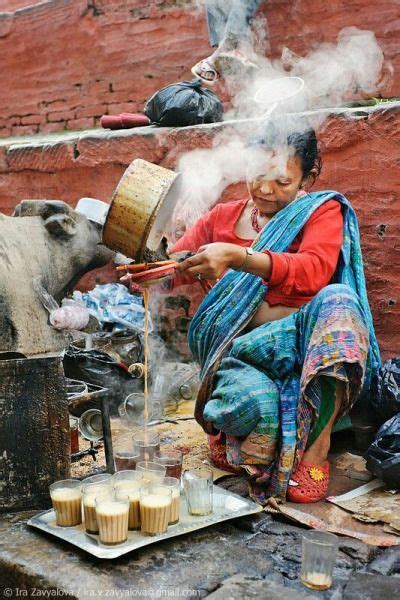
[370,357,400,425]
[144,79,223,127]
[365,413,400,488]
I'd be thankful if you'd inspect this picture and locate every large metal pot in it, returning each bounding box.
[102,159,180,260]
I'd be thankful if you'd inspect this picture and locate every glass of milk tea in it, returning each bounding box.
[49,479,82,527]
[301,531,338,590]
[113,470,143,531]
[140,483,172,536]
[136,460,166,484]
[161,477,181,525]
[81,473,113,534]
[95,492,130,545]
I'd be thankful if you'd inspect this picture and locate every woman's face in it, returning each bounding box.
[248,153,304,216]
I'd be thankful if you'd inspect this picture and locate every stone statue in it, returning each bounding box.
[0,200,114,356]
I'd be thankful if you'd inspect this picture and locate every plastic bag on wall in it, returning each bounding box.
[144,79,223,127]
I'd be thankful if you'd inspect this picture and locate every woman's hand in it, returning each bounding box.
[176,243,245,280]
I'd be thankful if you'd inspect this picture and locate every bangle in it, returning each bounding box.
[237,247,254,272]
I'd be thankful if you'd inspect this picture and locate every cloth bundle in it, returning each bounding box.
[100,113,150,130]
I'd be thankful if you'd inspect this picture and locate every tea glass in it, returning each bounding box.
[95,492,129,545]
[49,479,82,527]
[300,531,338,590]
[132,431,160,461]
[153,450,183,479]
[136,460,166,483]
[182,467,213,516]
[140,483,172,536]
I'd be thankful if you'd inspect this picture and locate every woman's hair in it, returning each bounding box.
[249,116,322,187]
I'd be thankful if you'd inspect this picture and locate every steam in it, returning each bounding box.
[228,27,385,118]
[170,16,388,240]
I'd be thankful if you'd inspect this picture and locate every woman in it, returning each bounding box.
[172,119,380,503]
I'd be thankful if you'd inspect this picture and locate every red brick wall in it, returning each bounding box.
[0,0,398,139]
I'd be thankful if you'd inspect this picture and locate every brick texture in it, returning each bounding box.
[0,0,398,139]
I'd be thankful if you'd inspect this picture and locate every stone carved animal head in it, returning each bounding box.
[0,200,114,355]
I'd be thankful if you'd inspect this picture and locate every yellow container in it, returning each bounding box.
[102,159,180,260]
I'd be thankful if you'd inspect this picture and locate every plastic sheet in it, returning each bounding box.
[73,284,152,332]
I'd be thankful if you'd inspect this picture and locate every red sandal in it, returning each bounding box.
[286,460,330,503]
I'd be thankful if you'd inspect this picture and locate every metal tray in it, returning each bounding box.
[27,486,262,559]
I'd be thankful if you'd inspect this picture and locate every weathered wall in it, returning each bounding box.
[0,104,399,359]
[0,0,397,138]
[0,1,37,9]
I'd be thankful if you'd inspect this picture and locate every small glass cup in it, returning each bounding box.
[132,431,160,461]
[140,483,172,536]
[81,473,112,492]
[300,531,338,590]
[153,450,183,479]
[136,461,166,484]
[124,392,164,425]
[49,479,82,527]
[95,492,129,545]
[182,467,213,516]
[162,477,181,525]
[112,470,143,488]
[81,474,113,534]
[114,449,141,471]
[114,476,143,531]
[136,460,166,484]
[113,436,141,471]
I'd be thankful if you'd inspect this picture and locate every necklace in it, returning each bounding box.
[250,206,262,233]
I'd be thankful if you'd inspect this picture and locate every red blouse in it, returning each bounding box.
[172,198,343,308]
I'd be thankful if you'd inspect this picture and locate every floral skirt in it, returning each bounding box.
[202,284,370,502]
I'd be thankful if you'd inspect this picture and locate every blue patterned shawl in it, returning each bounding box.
[188,191,381,388]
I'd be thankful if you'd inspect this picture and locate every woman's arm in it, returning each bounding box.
[176,242,272,280]
[177,200,343,287]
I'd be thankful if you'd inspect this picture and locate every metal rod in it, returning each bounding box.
[101,391,114,474]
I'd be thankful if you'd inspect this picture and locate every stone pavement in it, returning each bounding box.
[1,488,399,599]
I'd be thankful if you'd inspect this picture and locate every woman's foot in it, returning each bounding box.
[191,35,258,85]
[214,50,259,79]
[287,459,330,503]
[191,57,221,85]
[287,379,345,503]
